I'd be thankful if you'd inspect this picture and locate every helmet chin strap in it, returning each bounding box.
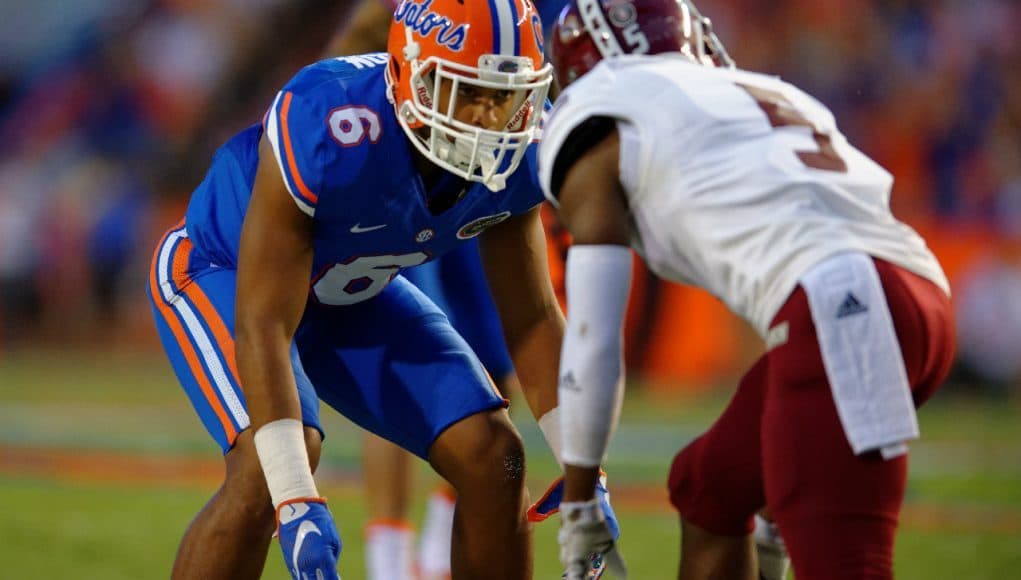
[396,25,536,193]
[434,134,504,191]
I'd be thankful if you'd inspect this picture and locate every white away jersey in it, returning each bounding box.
[539,55,949,336]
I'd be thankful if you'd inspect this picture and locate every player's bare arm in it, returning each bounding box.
[479,205,564,419]
[555,128,629,248]
[236,137,315,430]
[236,137,341,579]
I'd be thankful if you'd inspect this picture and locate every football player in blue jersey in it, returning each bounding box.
[324,2,617,579]
[146,1,580,579]
[325,2,585,579]
[328,6,489,579]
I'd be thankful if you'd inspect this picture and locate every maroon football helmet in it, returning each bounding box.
[550,0,734,88]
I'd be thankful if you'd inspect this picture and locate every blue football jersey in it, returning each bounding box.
[184,54,545,307]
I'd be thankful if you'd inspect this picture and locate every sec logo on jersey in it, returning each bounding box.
[457,211,511,239]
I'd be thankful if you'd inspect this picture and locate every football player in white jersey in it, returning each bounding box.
[540,1,956,579]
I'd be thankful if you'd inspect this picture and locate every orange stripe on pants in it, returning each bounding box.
[172,238,243,390]
[149,227,239,444]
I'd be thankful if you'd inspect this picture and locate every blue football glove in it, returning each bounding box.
[528,474,624,579]
[276,498,342,580]
[527,474,620,540]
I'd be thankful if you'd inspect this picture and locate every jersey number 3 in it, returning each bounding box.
[738,83,848,173]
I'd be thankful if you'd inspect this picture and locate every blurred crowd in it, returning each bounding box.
[0,0,345,346]
[0,0,1018,395]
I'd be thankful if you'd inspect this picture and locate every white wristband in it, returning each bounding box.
[253,418,319,508]
[537,407,564,468]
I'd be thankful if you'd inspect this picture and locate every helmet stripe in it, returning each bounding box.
[509,0,520,56]
[488,0,518,56]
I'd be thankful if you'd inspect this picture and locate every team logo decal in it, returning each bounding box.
[606,1,638,27]
[394,0,468,51]
[456,211,511,239]
[415,228,435,243]
[531,12,544,55]
[498,60,521,73]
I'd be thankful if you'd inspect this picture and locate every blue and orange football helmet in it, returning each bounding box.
[386,0,553,191]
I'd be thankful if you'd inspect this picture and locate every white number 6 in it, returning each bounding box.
[312,253,429,305]
[328,106,382,147]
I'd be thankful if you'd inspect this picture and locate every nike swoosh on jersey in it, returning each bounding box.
[350,223,387,233]
[292,519,323,575]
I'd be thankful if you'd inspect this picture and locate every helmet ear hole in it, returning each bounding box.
[390,56,401,81]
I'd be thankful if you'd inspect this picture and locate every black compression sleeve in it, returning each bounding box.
[548,116,617,200]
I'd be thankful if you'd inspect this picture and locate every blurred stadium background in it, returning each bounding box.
[0,0,1019,577]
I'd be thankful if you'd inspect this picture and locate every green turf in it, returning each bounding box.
[0,475,675,579]
[1,350,1020,578]
[2,476,1018,579]
[0,478,201,580]
[895,531,1021,580]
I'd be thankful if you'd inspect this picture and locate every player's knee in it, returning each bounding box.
[667,444,695,511]
[222,430,275,518]
[225,462,272,506]
[304,426,323,472]
[668,445,755,536]
[668,446,704,522]
[491,425,526,483]
[468,419,525,485]
[434,412,526,491]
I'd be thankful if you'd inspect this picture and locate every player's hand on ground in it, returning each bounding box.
[528,473,621,540]
[276,498,342,580]
[559,498,626,579]
[529,474,624,578]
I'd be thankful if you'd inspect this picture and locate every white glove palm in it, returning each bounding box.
[559,499,627,579]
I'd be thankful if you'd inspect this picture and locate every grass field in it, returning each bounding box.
[1,350,1019,578]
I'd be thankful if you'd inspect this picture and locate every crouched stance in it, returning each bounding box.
[148,1,567,578]
[541,1,955,578]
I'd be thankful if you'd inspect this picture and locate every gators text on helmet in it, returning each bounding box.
[386,0,554,191]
